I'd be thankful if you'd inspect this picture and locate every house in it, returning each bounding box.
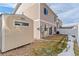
[0,3,62,52]
[0,14,34,52]
[14,3,62,39]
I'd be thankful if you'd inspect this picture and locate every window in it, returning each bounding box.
[14,20,29,27]
[54,27,56,32]
[44,8,48,15]
[49,27,52,35]
[44,24,47,31]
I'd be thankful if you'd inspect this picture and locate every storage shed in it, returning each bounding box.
[0,14,34,52]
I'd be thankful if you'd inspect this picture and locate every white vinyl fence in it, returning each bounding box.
[57,28,77,36]
[57,27,79,47]
[77,25,79,47]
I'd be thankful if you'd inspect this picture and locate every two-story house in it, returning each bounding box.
[14,3,62,39]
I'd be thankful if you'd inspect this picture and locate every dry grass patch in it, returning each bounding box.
[44,34,68,42]
[74,40,79,56]
[30,34,68,56]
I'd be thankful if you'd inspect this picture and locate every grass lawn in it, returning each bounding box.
[74,40,79,56]
[30,34,68,56]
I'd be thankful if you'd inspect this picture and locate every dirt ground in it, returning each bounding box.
[0,35,67,56]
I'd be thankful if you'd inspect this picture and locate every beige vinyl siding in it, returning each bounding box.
[40,3,57,24]
[40,3,57,35]
[14,3,62,39]
[40,20,55,38]
[15,3,40,20]
[1,14,34,52]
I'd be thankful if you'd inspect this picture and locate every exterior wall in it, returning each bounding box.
[40,20,55,38]
[0,15,2,50]
[34,20,40,39]
[33,3,60,39]
[2,14,34,52]
[40,3,58,35]
[15,3,40,39]
[59,20,62,27]
[40,21,49,38]
[15,3,61,39]
[56,19,62,28]
[40,3,57,26]
[34,20,55,39]
[15,3,40,20]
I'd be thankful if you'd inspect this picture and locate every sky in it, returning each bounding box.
[0,3,79,25]
[47,3,79,25]
[0,3,16,14]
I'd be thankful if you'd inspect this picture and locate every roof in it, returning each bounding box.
[13,3,21,14]
[13,3,58,17]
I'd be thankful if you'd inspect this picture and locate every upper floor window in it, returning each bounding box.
[44,8,48,15]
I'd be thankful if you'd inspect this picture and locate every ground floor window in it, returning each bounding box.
[49,27,52,35]
[54,27,56,33]
[44,24,47,31]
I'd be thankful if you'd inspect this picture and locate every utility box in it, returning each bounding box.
[0,14,34,52]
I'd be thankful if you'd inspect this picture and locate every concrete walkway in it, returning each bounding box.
[58,35,75,56]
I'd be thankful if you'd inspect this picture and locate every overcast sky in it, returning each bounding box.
[0,3,79,25]
[47,3,79,25]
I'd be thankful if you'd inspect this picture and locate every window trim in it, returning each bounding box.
[44,8,48,15]
[13,19,29,28]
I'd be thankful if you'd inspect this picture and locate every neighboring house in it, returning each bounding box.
[14,3,62,39]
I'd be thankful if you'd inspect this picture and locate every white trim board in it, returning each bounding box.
[2,15,5,52]
[34,19,54,25]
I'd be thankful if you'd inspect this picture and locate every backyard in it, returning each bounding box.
[30,34,68,56]
[0,34,68,56]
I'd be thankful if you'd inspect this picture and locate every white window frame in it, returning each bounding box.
[13,19,29,28]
